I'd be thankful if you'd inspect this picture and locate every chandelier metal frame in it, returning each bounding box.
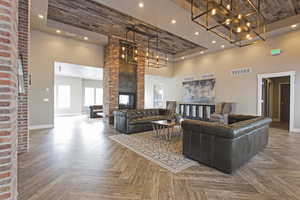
[191,0,266,47]
[120,25,168,68]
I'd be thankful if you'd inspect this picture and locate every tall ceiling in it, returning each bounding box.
[47,0,205,55]
[32,0,300,57]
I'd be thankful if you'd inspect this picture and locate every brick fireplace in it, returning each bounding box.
[103,36,145,119]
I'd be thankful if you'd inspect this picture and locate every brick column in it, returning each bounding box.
[137,49,145,109]
[17,0,29,153]
[0,0,19,199]
[103,36,119,117]
[103,36,145,119]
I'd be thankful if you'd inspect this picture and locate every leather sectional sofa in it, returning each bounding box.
[182,115,272,173]
[114,109,170,134]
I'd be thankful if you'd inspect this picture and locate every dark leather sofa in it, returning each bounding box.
[114,109,170,134]
[89,105,103,118]
[182,115,272,173]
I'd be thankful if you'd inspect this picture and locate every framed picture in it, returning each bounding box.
[182,78,216,103]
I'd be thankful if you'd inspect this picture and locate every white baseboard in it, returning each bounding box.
[291,128,300,133]
[55,113,83,117]
[29,124,54,130]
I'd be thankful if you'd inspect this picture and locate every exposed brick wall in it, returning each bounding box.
[103,36,119,117]
[0,0,19,199]
[137,49,145,109]
[17,0,29,154]
[103,36,145,117]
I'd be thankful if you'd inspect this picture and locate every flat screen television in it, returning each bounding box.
[18,55,25,94]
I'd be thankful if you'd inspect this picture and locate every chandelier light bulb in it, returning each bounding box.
[121,54,125,59]
[211,8,217,15]
[238,14,242,19]
[225,19,231,25]
[237,27,242,33]
[226,4,231,10]
[246,22,251,27]
[135,49,138,54]
[122,46,125,51]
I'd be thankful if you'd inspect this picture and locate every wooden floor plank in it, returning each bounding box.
[18,116,300,200]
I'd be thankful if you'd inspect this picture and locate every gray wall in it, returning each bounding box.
[29,30,104,127]
[170,30,300,130]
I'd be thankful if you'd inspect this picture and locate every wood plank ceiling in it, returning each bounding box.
[47,0,206,55]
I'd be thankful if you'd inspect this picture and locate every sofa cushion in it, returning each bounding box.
[129,115,170,124]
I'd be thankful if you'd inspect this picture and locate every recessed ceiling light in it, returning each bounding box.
[139,2,144,8]
[291,24,297,28]
[212,40,216,44]
[221,45,225,48]
[200,51,204,54]
[84,36,89,40]
[38,14,44,19]
[194,32,199,35]
[56,30,61,34]
[171,19,176,24]
[181,57,185,59]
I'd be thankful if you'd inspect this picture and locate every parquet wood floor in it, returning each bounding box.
[18,115,300,200]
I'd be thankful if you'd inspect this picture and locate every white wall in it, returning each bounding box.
[54,76,83,115]
[29,30,104,127]
[145,75,176,108]
[171,30,300,130]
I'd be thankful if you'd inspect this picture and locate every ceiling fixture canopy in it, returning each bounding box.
[191,0,266,47]
[120,25,168,68]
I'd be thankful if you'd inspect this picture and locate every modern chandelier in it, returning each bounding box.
[120,26,168,68]
[191,0,266,47]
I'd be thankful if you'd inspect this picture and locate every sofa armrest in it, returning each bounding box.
[230,117,272,138]
[113,110,130,133]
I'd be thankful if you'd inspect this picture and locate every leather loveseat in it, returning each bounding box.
[113,109,170,134]
[182,115,272,173]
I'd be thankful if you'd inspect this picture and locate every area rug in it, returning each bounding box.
[109,132,198,173]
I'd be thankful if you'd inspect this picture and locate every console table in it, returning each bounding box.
[179,103,215,121]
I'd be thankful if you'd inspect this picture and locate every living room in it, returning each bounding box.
[1,0,300,199]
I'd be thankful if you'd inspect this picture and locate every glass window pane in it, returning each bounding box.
[58,85,71,108]
[85,87,95,106]
[95,88,103,105]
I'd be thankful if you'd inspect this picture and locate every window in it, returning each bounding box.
[95,88,103,105]
[57,85,71,108]
[84,87,95,107]
[84,87,103,106]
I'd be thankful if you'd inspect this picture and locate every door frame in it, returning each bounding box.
[278,82,290,122]
[257,71,296,132]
